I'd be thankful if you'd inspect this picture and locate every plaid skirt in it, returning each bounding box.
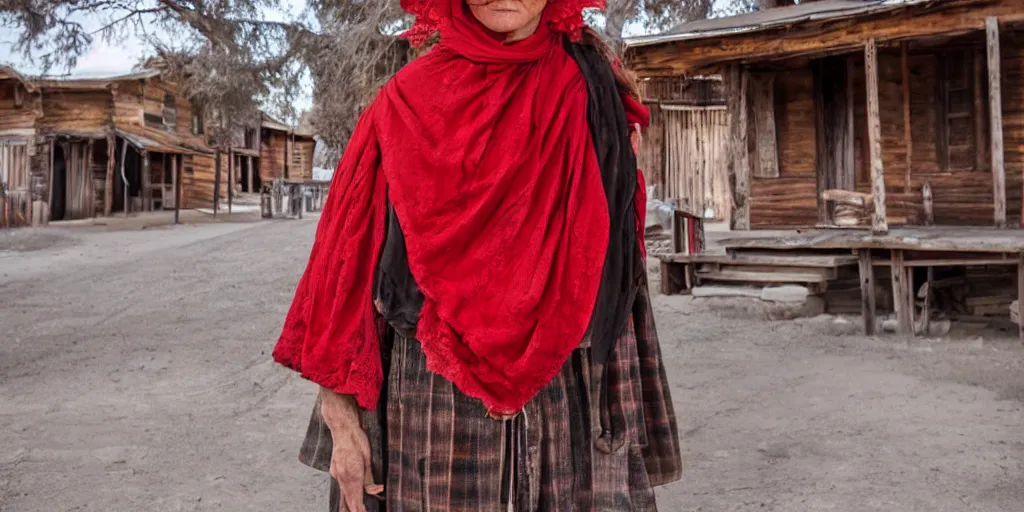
[297,286,681,511]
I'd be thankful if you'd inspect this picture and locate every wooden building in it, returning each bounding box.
[259,114,315,185]
[0,67,224,227]
[0,66,41,227]
[628,0,1024,232]
[630,0,1024,341]
[637,75,729,220]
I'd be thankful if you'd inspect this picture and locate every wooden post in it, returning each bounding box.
[891,249,913,335]
[901,43,913,193]
[105,134,115,216]
[1019,252,1024,344]
[727,65,751,230]
[248,156,255,193]
[858,250,877,335]
[919,267,933,336]
[141,150,151,212]
[228,150,234,214]
[174,155,182,225]
[973,49,987,172]
[986,17,1006,228]
[865,39,888,234]
[213,149,221,217]
[85,139,94,217]
[119,138,129,218]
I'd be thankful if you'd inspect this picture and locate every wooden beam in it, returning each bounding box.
[973,48,987,172]
[104,134,115,217]
[727,65,751,230]
[213,149,221,216]
[174,155,182,225]
[85,140,94,217]
[228,150,233,214]
[890,249,913,335]
[141,150,151,212]
[865,39,888,234]
[900,42,913,193]
[1019,252,1024,344]
[859,250,877,335]
[986,17,1006,228]
[750,72,779,178]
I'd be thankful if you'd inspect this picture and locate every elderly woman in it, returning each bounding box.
[272,0,681,510]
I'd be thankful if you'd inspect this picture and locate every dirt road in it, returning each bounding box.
[1,218,1022,511]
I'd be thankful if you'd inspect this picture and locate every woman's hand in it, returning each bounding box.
[320,388,382,512]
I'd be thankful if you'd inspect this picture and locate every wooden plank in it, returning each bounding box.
[228,150,233,214]
[141,150,151,212]
[986,17,1006,228]
[174,155,182,224]
[664,252,859,267]
[213,149,221,216]
[890,249,913,334]
[859,250,877,335]
[105,134,115,217]
[918,267,933,335]
[727,65,751,230]
[750,72,779,179]
[900,43,912,193]
[865,39,888,234]
[1019,252,1024,343]
[698,269,830,284]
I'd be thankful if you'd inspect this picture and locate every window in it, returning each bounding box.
[192,110,204,135]
[244,128,257,149]
[936,48,986,172]
[0,141,29,191]
[162,93,177,130]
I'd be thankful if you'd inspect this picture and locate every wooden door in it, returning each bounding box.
[814,56,856,225]
[0,140,31,227]
[63,142,92,220]
[663,106,730,220]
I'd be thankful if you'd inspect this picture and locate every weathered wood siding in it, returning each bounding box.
[638,103,664,198]
[746,34,1024,229]
[260,131,288,181]
[750,68,818,227]
[290,138,315,181]
[0,80,39,136]
[38,90,111,134]
[662,107,730,220]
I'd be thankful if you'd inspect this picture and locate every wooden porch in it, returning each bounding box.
[661,226,1024,342]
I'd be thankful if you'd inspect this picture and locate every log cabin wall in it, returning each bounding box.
[736,31,1024,229]
[628,0,1024,231]
[260,130,288,181]
[37,90,112,135]
[0,79,40,137]
[748,66,818,228]
[289,138,316,181]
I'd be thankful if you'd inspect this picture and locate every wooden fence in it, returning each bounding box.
[662,105,730,220]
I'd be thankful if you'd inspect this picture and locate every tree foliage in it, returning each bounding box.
[1,0,740,156]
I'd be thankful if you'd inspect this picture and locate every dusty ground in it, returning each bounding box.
[1,217,1023,512]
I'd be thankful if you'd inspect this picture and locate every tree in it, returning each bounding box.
[293,0,411,163]
[0,0,303,147]
[603,0,715,49]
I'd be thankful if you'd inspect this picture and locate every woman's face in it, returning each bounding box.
[468,0,548,41]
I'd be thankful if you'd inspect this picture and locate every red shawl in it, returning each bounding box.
[273,0,648,414]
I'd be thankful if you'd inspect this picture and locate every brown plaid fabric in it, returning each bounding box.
[298,285,681,511]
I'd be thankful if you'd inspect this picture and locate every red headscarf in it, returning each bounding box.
[273,0,647,415]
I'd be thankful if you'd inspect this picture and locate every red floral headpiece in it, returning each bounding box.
[400,0,606,48]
